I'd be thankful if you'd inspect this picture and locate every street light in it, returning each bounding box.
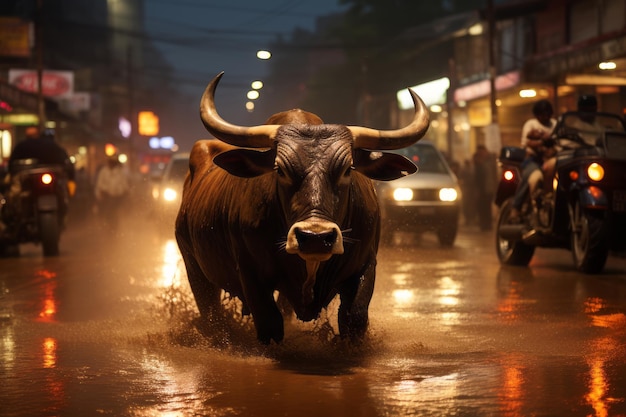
[251,80,263,90]
[256,50,271,60]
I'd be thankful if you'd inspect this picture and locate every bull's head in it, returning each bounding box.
[199,72,429,270]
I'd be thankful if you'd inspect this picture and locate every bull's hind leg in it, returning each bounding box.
[338,262,376,341]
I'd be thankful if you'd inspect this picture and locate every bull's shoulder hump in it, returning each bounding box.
[189,139,234,171]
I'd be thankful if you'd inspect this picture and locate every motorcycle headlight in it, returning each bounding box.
[162,187,178,202]
[439,187,458,202]
[587,162,604,181]
[392,187,413,201]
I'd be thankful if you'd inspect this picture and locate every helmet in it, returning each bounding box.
[577,95,598,112]
[532,99,553,117]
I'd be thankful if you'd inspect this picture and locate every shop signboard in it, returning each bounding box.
[8,69,74,100]
[0,18,31,58]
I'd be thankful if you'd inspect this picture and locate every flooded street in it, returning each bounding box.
[2,205,626,417]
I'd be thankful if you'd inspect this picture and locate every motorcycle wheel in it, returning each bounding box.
[495,199,535,266]
[39,211,60,257]
[570,199,608,273]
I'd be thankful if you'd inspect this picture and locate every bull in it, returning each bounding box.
[175,72,429,344]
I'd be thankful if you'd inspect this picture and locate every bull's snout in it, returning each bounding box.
[286,220,344,261]
[295,228,337,254]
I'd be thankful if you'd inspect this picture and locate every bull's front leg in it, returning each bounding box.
[337,261,376,342]
[178,247,223,320]
[240,276,284,344]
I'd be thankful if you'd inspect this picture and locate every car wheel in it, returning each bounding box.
[437,223,457,247]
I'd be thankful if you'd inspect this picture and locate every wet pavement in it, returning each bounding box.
[1,204,626,416]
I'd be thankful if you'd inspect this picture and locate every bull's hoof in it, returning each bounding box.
[338,312,368,343]
[255,312,285,344]
[256,322,284,344]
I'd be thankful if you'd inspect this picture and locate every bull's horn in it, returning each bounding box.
[200,72,279,148]
[348,89,430,150]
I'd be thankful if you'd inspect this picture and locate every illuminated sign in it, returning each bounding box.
[0,18,31,58]
[8,69,74,99]
[118,117,131,138]
[397,77,450,109]
[149,136,175,149]
[454,71,520,103]
[138,111,159,136]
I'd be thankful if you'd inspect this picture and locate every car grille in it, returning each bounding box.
[412,188,439,201]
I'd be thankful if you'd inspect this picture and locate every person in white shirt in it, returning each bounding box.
[94,155,130,230]
[509,99,557,221]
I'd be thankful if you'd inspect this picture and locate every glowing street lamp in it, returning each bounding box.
[256,50,271,60]
[247,90,260,100]
[251,80,263,90]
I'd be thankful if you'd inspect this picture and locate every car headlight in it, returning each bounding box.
[162,187,178,202]
[439,187,458,202]
[392,187,413,201]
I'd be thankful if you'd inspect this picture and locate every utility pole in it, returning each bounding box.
[485,0,501,153]
[36,0,46,130]
[487,0,497,125]
[127,45,135,169]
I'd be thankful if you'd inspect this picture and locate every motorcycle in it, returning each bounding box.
[494,110,626,273]
[0,159,70,257]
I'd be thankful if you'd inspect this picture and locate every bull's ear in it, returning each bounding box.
[213,148,276,178]
[353,148,417,181]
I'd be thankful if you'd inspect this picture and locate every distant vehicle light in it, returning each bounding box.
[439,188,458,202]
[587,162,604,181]
[41,173,53,185]
[393,187,413,201]
[163,187,178,202]
[503,170,515,181]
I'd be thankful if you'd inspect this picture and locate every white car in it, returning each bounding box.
[376,141,461,246]
[151,152,189,222]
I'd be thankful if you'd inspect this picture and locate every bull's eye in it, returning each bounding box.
[275,166,285,177]
[344,166,353,178]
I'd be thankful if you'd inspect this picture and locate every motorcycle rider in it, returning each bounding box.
[8,126,75,181]
[509,99,557,222]
[541,95,601,192]
[2,127,75,223]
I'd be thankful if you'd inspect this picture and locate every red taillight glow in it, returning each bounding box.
[41,173,53,185]
[503,170,515,181]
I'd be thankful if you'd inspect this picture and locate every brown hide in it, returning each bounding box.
[177,73,427,344]
[175,119,381,344]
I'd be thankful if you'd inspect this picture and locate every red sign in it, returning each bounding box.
[8,69,74,99]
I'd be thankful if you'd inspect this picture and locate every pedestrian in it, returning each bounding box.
[472,144,498,231]
[94,155,130,231]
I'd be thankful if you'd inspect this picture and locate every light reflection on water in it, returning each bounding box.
[37,269,58,322]
[583,298,626,417]
[160,239,182,288]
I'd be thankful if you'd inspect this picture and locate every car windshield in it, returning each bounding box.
[393,144,450,174]
[166,159,189,181]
